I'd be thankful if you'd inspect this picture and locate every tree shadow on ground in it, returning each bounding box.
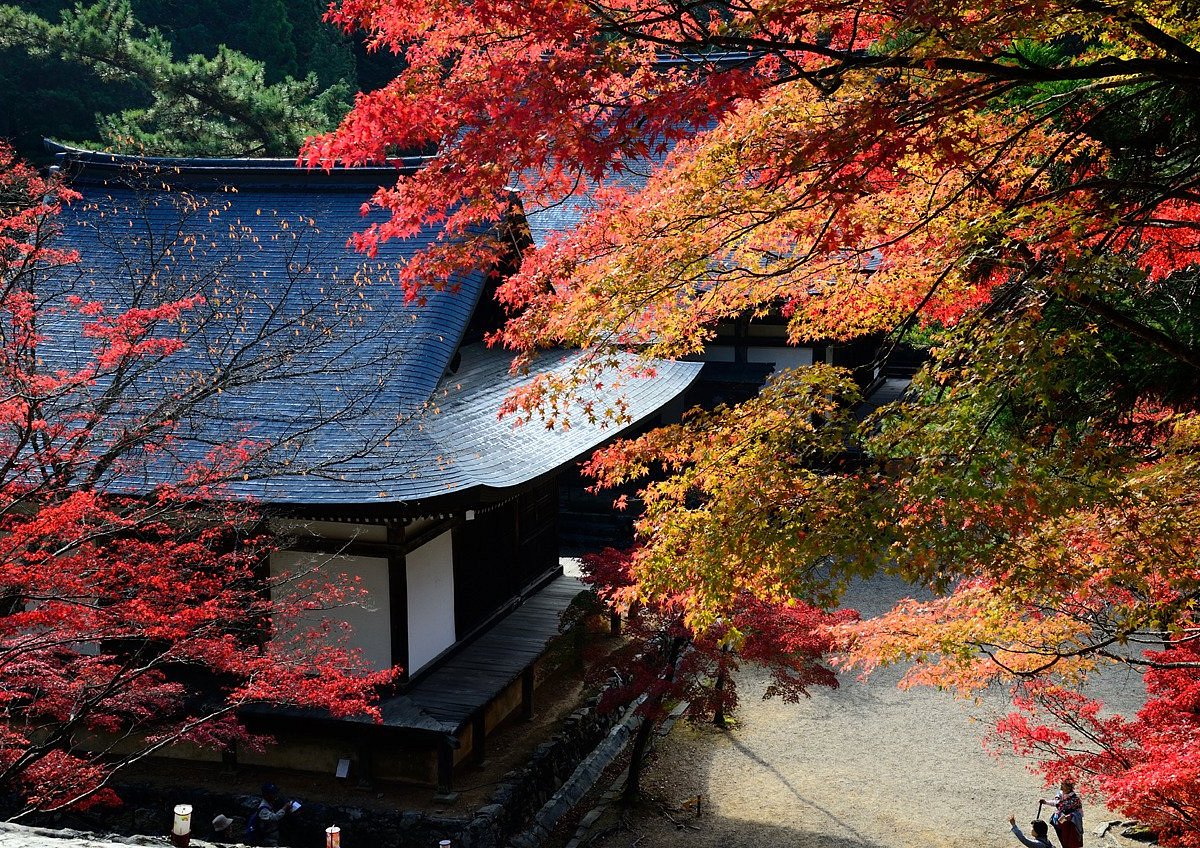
[588,798,889,848]
[578,715,891,848]
[724,733,876,844]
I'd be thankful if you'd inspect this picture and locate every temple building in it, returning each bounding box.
[45,142,700,794]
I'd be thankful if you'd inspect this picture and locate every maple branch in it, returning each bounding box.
[1072,0,1200,67]
[1096,650,1200,670]
[0,647,163,790]
[976,622,1130,677]
[579,6,1200,88]
[7,702,241,820]
[1060,289,1200,372]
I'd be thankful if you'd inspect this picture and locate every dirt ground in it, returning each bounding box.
[574,575,1146,848]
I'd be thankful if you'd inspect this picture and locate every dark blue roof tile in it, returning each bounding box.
[43,147,700,511]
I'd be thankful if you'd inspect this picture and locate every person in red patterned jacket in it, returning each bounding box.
[1044,779,1084,848]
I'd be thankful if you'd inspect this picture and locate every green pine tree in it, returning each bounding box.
[0,0,351,156]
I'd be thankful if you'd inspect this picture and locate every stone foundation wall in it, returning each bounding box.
[17,694,622,848]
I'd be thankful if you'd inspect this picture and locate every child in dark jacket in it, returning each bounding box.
[1008,814,1053,848]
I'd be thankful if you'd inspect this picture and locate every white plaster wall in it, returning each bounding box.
[406,530,456,674]
[693,346,814,369]
[270,551,392,671]
[748,346,814,370]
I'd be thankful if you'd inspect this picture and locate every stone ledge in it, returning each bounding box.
[0,822,202,848]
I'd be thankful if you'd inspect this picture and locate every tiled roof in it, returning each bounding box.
[520,57,754,248]
[520,112,726,249]
[417,344,699,496]
[43,144,701,511]
[522,148,668,249]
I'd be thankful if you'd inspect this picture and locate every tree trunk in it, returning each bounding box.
[623,709,658,804]
[622,634,686,803]
[712,668,728,729]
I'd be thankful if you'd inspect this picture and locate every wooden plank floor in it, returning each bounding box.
[402,574,586,729]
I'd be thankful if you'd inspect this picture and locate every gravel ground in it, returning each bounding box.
[581,575,1147,848]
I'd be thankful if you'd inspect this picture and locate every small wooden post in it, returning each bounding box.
[521,667,535,721]
[435,737,458,801]
[220,744,237,775]
[355,741,375,788]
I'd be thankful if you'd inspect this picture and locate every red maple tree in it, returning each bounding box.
[987,664,1200,848]
[580,546,855,800]
[0,144,391,817]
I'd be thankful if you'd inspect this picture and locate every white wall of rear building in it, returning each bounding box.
[270,550,392,672]
[748,346,813,369]
[406,529,456,674]
[698,346,814,369]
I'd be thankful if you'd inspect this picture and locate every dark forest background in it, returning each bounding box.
[1,0,400,162]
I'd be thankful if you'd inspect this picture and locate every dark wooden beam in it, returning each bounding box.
[279,517,464,560]
[401,517,464,555]
[355,741,376,789]
[388,525,409,679]
[221,745,237,775]
[282,536,402,559]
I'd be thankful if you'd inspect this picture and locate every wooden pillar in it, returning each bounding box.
[220,744,237,775]
[573,615,586,672]
[734,314,750,364]
[471,712,487,765]
[388,525,409,678]
[435,736,458,801]
[521,666,535,721]
[355,741,375,788]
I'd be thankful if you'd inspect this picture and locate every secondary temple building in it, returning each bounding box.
[45,143,701,794]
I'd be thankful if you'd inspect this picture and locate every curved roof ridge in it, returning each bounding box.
[44,140,432,189]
